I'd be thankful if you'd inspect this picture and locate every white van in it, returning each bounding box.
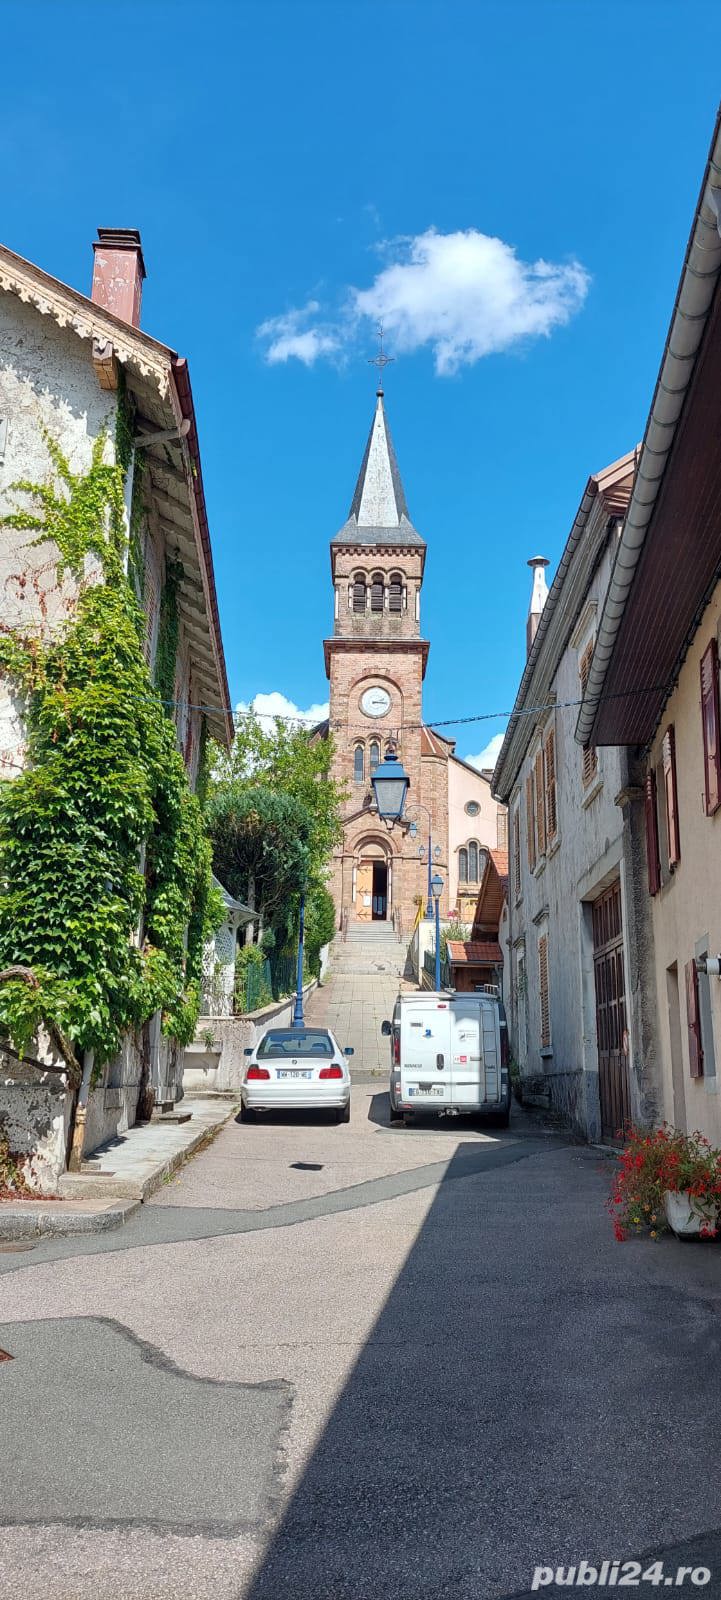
[381,989,510,1127]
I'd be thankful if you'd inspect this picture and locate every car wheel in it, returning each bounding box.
[335,1102,351,1124]
[240,1102,256,1123]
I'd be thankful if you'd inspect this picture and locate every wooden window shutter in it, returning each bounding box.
[662,726,680,867]
[539,934,550,1048]
[579,645,598,787]
[685,958,704,1077]
[513,810,521,898]
[644,770,661,896]
[535,749,546,855]
[526,772,536,871]
[143,566,159,666]
[544,728,557,842]
[389,575,403,614]
[370,574,384,613]
[700,638,721,815]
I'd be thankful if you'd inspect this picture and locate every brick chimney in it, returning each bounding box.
[526,556,549,655]
[91,228,146,327]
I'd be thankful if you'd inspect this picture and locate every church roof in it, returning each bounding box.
[332,391,425,549]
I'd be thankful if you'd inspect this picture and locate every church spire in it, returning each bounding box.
[332,392,425,550]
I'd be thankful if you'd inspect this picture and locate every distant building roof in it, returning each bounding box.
[447,940,503,965]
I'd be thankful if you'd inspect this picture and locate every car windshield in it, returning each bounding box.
[256,1030,334,1059]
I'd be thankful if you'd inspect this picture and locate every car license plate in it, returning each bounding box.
[277,1069,312,1080]
[408,1084,444,1097]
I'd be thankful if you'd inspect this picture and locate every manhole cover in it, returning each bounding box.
[290,1162,324,1171]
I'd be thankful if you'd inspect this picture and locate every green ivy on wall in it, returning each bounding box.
[0,420,221,1064]
[154,556,183,711]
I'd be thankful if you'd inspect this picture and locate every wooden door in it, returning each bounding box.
[355,861,373,922]
[592,881,631,1139]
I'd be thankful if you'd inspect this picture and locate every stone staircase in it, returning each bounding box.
[331,921,408,977]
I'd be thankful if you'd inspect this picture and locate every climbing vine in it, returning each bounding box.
[0,423,221,1064]
[154,556,183,709]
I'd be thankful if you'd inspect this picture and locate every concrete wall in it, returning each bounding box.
[645,577,721,1144]
[183,981,318,1093]
[0,1056,71,1194]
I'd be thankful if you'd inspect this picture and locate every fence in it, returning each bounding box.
[422,950,451,989]
[235,953,300,1016]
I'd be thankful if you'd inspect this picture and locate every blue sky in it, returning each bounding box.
[4,1,721,766]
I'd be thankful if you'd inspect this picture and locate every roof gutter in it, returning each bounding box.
[171,356,234,747]
[576,109,721,748]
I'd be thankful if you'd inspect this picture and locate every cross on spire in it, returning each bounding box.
[368,324,394,394]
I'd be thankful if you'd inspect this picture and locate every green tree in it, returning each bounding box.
[206,785,312,936]
[211,714,344,882]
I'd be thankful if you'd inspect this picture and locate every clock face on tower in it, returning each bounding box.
[360,686,392,719]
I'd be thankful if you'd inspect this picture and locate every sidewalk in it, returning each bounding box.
[0,1095,237,1239]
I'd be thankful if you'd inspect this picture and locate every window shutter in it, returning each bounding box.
[544,728,557,842]
[143,564,159,666]
[526,772,536,871]
[685,958,704,1077]
[370,575,384,613]
[388,576,403,614]
[700,639,721,815]
[539,934,550,1048]
[535,749,546,855]
[662,726,680,867]
[644,770,661,896]
[513,810,521,898]
[579,645,598,787]
[497,809,508,851]
[352,577,366,614]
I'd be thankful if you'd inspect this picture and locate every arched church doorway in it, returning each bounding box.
[352,838,392,923]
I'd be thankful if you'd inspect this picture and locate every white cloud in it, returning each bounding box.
[256,301,342,367]
[464,732,506,772]
[235,690,329,735]
[257,228,589,375]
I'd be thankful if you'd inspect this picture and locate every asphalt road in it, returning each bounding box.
[2,1088,721,1600]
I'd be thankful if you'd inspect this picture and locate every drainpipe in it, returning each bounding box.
[67,1049,94,1172]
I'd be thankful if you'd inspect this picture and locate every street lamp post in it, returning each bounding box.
[292,889,306,1026]
[431,871,444,990]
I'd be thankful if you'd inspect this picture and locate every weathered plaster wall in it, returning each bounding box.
[646,577,721,1144]
[507,536,654,1138]
[447,757,504,915]
[0,1056,71,1193]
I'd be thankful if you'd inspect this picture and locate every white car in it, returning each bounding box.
[240,1027,353,1124]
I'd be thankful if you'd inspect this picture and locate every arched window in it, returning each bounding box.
[389,573,403,613]
[468,840,479,881]
[370,740,380,775]
[459,848,468,884]
[353,744,365,784]
[370,572,384,613]
[352,575,367,613]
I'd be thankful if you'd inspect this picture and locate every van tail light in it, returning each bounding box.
[319,1065,343,1079]
[246,1065,270,1081]
[393,1035,400,1065]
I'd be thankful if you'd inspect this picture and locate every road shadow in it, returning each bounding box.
[244,1139,721,1600]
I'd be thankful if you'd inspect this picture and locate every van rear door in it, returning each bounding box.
[449,995,483,1109]
[400,997,452,1110]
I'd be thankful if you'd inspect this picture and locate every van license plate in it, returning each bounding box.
[409,1084,444,1097]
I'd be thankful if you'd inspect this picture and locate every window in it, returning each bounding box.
[539,933,550,1049]
[579,643,598,787]
[526,772,536,872]
[662,726,680,868]
[685,959,704,1077]
[544,728,557,844]
[465,800,480,817]
[353,744,365,783]
[468,840,479,881]
[513,808,521,899]
[459,848,468,883]
[534,749,546,856]
[389,573,403,613]
[369,740,380,775]
[497,809,508,851]
[352,575,367,614]
[644,770,661,896]
[700,639,721,815]
[370,572,384,613]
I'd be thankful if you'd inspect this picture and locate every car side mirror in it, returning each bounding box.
[243,1048,253,1057]
[381,1020,391,1036]
[344,1046,354,1056]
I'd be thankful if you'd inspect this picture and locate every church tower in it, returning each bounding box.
[324,388,431,928]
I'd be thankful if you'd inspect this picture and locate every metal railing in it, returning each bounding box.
[234,953,300,1016]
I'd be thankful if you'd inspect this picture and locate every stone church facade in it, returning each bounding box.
[320,388,505,933]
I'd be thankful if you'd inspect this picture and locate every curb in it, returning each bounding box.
[58,1101,239,1204]
[0,1198,141,1240]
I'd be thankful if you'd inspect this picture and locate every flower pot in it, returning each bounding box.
[664,1189,717,1238]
